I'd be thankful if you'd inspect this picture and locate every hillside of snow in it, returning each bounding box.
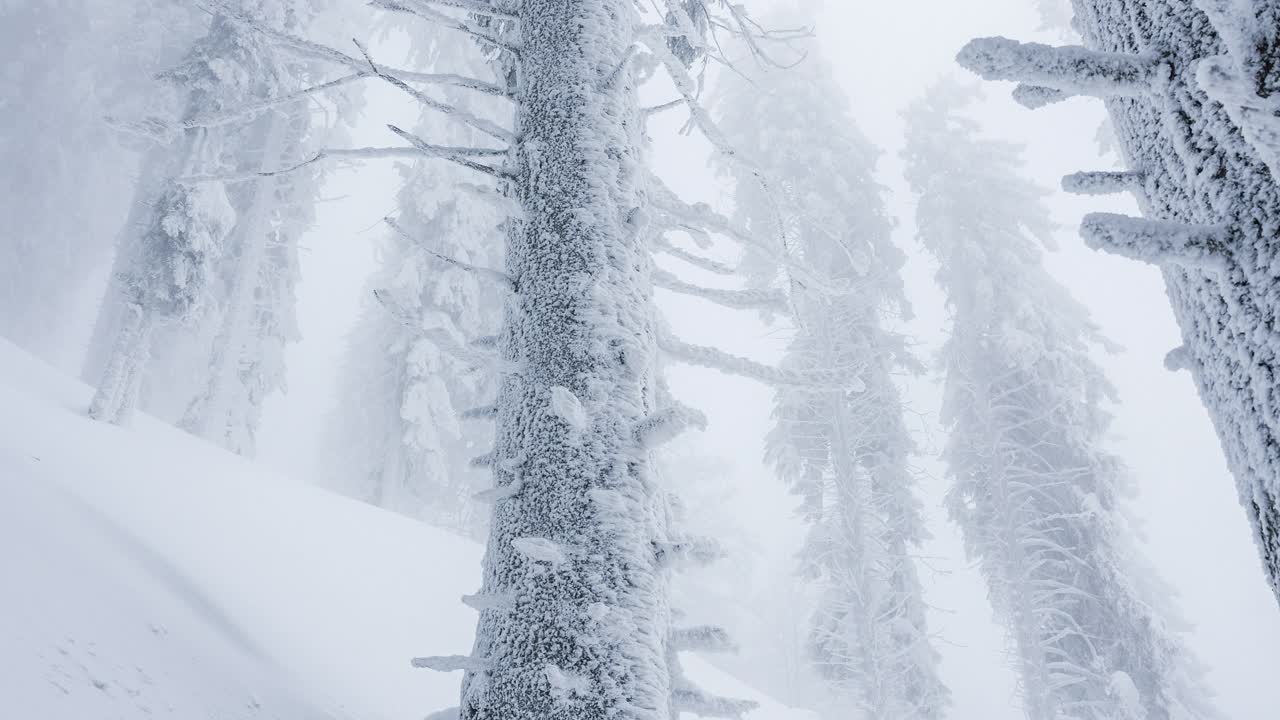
[0,338,811,720]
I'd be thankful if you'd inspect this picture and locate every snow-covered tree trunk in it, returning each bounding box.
[904,82,1219,720]
[460,2,672,718]
[957,0,1280,606]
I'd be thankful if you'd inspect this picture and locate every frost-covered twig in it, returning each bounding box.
[653,537,724,568]
[1011,83,1071,109]
[373,289,520,374]
[632,403,708,449]
[658,328,865,390]
[382,0,518,21]
[179,146,423,183]
[652,267,787,312]
[652,236,737,275]
[371,0,520,52]
[671,683,758,719]
[386,217,515,290]
[354,40,516,144]
[411,655,490,672]
[1061,171,1145,196]
[671,625,737,653]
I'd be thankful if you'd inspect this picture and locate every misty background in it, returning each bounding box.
[9,0,1278,717]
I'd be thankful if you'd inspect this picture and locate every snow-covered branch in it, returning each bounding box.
[1011,83,1070,109]
[671,625,737,654]
[957,37,1166,99]
[385,217,515,290]
[672,684,758,720]
[371,0,521,53]
[658,329,865,391]
[632,403,708,449]
[1079,213,1230,271]
[411,654,490,672]
[1061,171,1145,196]
[651,267,787,313]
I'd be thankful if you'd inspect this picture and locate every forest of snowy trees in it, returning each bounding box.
[6,0,1280,719]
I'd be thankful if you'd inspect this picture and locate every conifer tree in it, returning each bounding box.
[904,81,1219,720]
[714,33,948,720]
[957,0,1280,605]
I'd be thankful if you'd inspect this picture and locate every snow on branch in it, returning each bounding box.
[1163,345,1192,372]
[633,403,708,450]
[200,0,514,142]
[672,683,758,719]
[460,405,498,420]
[1011,83,1071,109]
[1079,213,1230,271]
[957,37,1166,99]
[473,478,523,503]
[411,654,490,672]
[457,182,525,221]
[129,67,508,137]
[372,289,522,375]
[406,0,516,19]
[1061,171,1145,196]
[653,236,737,275]
[658,329,865,391]
[653,537,725,569]
[648,176,849,296]
[386,217,515,290]
[671,625,738,654]
[370,0,520,53]
[652,267,787,313]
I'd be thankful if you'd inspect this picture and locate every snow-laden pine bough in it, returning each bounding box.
[957,0,1280,609]
[165,1,853,719]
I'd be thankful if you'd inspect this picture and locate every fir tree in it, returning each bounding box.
[957,0,1280,607]
[714,34,948,720]
[904,81,1219,720]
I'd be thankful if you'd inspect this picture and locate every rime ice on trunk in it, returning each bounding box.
[959,0,1280,607]
[461,1,672,718]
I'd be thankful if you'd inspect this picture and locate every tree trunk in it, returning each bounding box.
[181,109,290,451]
[460,2,672,718]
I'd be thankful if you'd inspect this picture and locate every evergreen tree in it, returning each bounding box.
[0,0,200,367]
[957,0,1280,606]
[321,24,503,537]
[904,81,1219,720]
[714,35,948,720]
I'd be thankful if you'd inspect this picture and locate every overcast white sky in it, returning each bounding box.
[257,1,1280,717]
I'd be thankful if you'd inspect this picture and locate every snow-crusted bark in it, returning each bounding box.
[459,2,673,718]
[712,39,946,720]
[958,0,1280,607]
[904,83,1219,720]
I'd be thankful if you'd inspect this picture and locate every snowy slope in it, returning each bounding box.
[0,338,812,720]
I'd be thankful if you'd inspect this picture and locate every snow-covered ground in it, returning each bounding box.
[0,338,810,720]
